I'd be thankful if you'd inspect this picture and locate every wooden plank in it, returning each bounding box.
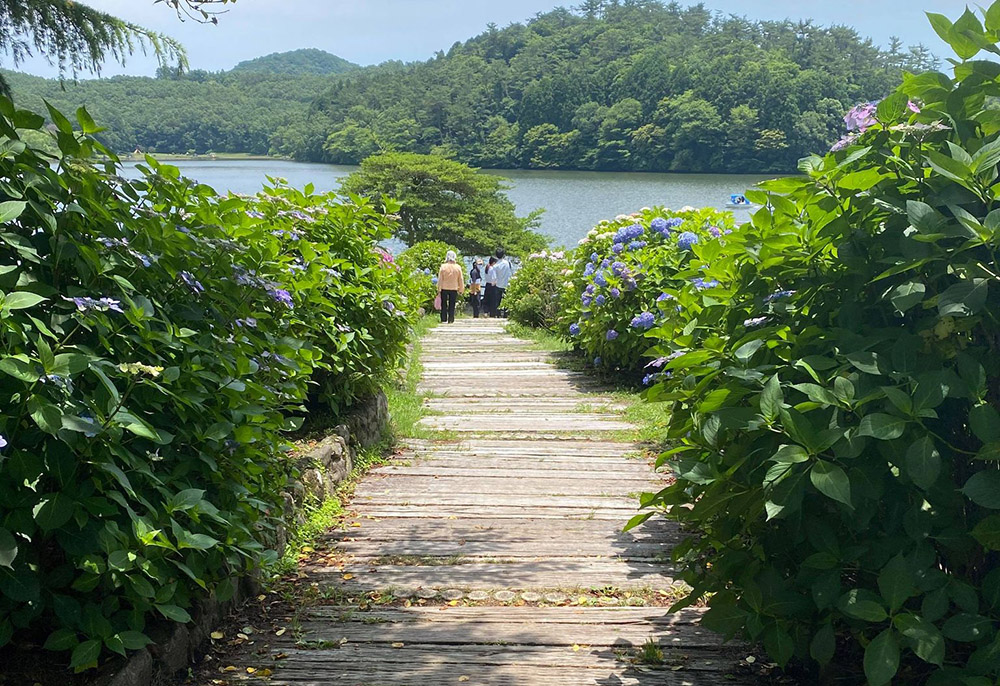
[311,560,677,589]
[324,517,678,542]
[354,478,656,497]
[372,466,656,481]
[328,540,673,560]
[417,417,633,432]
[402,439,637,452]
[352,494,642,509]
[354,506,645,520]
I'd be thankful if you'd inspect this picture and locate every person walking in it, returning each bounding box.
[492,248,513,318]
[484,256,498,317]
[469,258,484,318]
[437,250,464,324]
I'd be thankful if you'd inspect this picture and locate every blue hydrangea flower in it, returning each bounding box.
[630,312,655,330]
[611,261,626,276]
[179,271,205,294]
[642,374,653,386]
[65,296,124,314]
[594,272,608,287]
[613,223,645,245]
[677,232,699,250]
[584,263,596,277]
[594,357,602,366]
[625,279,637,291]
[423,268,431,275]
[569,323,581,336]
[582,294,593,306]
[764,290,795,303]
[585,284,596,295]
[269,288,294,308]
[600,259,611,269]
[610,287,621,299]
[595,294,606,306]
[650,217,669,234]
[431,277,439,285]
[0,435,6,449]
[611,243,624,255]
[606,329,619,341]
[691,278,719,290]
[744,316,769,328]
[581,311,592,320]
[628,240,647,251]
[657,292,675,302]
[590,252,599,263]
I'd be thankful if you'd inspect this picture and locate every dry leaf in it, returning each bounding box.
[448,600,459,606]
[237,633,250,641]
[458,677,470,682]
[339,637,349,645]
[572,644,581,652]
[259,669,273,677]
[274,653,289,660]
[392,642,405,648]
[210,631,225,640]
[245,667,257,674]
[222,666,238,673]
[350,522,362,527]
[342,573,355,580]
[257,594,266,601]
[275,628,287,636]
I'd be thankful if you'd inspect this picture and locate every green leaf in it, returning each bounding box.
[894,614,945,665]
[970,404,1000,443]
[864,629,900,686]
[973,515,1000,550]
[0,355,40,383]
[905,437,941,489]
[760,374,782,422]
[28,396,63,435]
[169,489,205,511]
[962,471,1000,508]
[986,0,1000,31]
[4,291,47,310]
[846,351,881,375]
[840,589,887,622]
[0,528,16,569]
[32,493,74,531]
[734,339,763,363]
[889,281,926,314]
[876,92,908,122]
[44,100,74,135]
[0,201,26,224]
[75,106,101,134]
[810,623,836,665]
[762,624,795,667]
[51,353,90,376]
[938,279,989,317]
[810,461,852,507]
[858,413,907,441]
[942,613,993,642]
[118,630,152,650]
[155,604,191,623]
[972,136,1000,173]
[771,444,810,463]
[70,639,101,671]
[43,628,79,652]
[877,555,914,612]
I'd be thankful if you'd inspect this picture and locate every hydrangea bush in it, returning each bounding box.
[397,240,463,310]
[0,99,416,670]
[504,249,569,329]
[562,207,737,373]
[630,6,1000,683]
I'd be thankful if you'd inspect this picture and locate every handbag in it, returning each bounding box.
[433,294,441,310]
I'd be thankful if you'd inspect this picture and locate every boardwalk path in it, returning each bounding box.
[267,320,750,685]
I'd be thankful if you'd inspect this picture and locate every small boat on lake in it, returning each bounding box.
[725,193,757,209]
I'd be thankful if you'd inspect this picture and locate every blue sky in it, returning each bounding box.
[9,0,973,77]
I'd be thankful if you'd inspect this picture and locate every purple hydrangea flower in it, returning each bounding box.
[569,323,581,336]
[600,259,611,269]
[595,294,606,306]
[0,435,6,449]
[708,226,722,238]
[584,263,596,277]
[611,261,626,276]
[744,316,769,328]
[66,296,124,314]
[179,271,205,294]
[677,232,699,250]
[642,374,654,386]
[585,285,596,295]
[630,312,655,330]
[582,295,593,306]
[625,279,637,291]
[269,287,294,308]
[611,243,624,255]
[691,278,719,290]
[610,287,621,299]
[845,101,878,133]
[831,133,860,152]
[657,292,675,302]
[606,329,619,341]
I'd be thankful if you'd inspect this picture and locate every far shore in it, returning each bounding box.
[124,152,282,162]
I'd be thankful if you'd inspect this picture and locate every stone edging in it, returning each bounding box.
[92,390,389,686]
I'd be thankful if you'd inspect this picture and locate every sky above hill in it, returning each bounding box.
[10,0,972,77]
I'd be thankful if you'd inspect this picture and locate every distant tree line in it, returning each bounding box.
[4,2,937,173]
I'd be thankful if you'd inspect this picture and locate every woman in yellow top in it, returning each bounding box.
[437,251,465,324]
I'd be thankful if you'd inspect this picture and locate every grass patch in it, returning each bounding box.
[385,314,438,439]
[505,321,572,352]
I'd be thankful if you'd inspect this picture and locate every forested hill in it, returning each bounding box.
[4,4,936,172]
[231,49,359,75]
[303,2,936,173]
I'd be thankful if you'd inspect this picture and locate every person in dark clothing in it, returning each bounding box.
[469,258,484,318]
[484,256,498,317]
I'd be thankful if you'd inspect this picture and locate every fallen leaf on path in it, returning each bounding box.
[342,573,355,580]
[222,666,238,673]
[210,631,225,640]
[458,677,470,682]
[392,642,405,648]
[258,669,273,677]
[275,628,287,636]
[245,667,257,674]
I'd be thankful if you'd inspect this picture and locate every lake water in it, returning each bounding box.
[120,159,775,248]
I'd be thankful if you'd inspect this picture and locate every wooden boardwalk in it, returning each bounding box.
[263,320,751,685]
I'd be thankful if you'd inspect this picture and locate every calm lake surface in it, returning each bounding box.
[120,159,775,248]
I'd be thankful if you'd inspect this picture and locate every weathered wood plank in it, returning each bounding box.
[372,466,657,481]
[417,415,634,432]
[354,478,656,497]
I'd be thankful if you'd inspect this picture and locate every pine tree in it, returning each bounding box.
[0,0,233,94]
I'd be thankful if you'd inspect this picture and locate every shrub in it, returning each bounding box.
[633,7,1000,683]
[504,249,570,329]
[562,207,737,372]
[0,99,415,670]
[398,240,463,309]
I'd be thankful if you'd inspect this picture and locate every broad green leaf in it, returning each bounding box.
[75,106,101,134]
[32,493,74,531]
[889,281,925,314]
[840,589,888,622]
[858,413,907,440]
[962,470,1000,508]
[938,279,988,317]
[810,461,852,507]
[51,353,89,376]
[905,436,941,489]
[43,627,79,651]
[0,355,40,383]
[156,604,191,623]
[0,201,26,224]
[845,351,881,375]
[942,613,993,642]
[894,613,945,665]
[170,489,205,511]
[0,528,16,569]
[876,92,908,122]
[970,404,1000,443]
[70,639,101,671]
[972,515,1000,549]
[771,444,810,463]
[864,629,900,686]
[4,291,46,310]
[810,623,836,665]
[877,555,914,612]
[118,631,152,650]
[760,374,782,422]
[762,624,794,667]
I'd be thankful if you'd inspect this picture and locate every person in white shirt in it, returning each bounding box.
[492,248,513,318]
[484,256,498,317]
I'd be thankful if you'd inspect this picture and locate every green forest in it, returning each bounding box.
[5,1,937,173]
